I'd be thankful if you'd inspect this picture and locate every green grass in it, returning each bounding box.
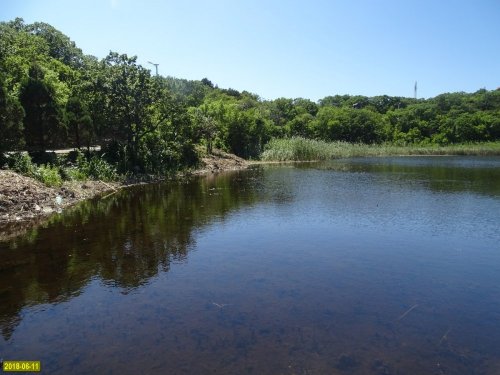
[31,164,63,187]
[260,137,500,161]
[6,151,119,186]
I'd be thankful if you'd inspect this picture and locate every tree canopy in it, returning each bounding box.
[1,18,499,172]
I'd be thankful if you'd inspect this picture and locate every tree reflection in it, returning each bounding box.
[313,157,500,196]
[0,168,263,339]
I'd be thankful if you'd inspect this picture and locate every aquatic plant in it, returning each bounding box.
[260,137,500,161]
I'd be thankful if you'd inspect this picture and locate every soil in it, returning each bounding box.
[191,149,248,175]
[0,150,249,240]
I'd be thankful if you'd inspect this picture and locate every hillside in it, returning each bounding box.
[1,18,499,177]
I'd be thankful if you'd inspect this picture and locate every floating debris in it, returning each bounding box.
[398,304,418,321]
[212,302,231,308]
[439,328,452,344]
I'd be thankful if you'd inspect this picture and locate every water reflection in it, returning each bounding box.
[310,156,500,196]
[0,157,499,374]
[0,169,263,339]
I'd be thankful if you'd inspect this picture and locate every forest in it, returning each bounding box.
[1,18,500,178]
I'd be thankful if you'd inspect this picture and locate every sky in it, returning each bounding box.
[2,0,499,101]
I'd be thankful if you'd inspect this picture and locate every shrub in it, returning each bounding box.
[75,152,118,181]
[29,151,59,165]
[61,166,87,181]
[31,164,63,187]
[8,152,35,175]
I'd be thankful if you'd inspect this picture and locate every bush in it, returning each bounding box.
[75,151,118,181]
[31,164,63,187]
[29,151,58,165]
[8,152,35,175]
[61,166,87,181]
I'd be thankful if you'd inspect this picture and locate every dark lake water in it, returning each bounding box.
[1,156,500,374]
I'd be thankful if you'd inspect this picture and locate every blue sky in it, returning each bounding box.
[2,0,499,100]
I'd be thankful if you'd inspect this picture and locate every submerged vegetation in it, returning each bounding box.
[261,137,500,161]
[1,17,500,184]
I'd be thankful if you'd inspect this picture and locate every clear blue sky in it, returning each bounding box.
[2,0,499,100]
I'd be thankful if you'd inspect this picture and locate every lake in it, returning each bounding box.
[1,156,500,374]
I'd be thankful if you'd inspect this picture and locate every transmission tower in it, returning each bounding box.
[414,81,417,99]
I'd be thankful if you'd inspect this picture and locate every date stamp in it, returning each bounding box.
[2,361,41,372]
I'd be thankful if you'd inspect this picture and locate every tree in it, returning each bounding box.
[0,78,25,154]
[19,64,63,151]
[100,52,158,170]
[293,98,318,116]
[193,108,218,154]
[26,21,84,68]
[201,78,214,88]
[66,95,92,149]
[268,98,297,127]
[286,113,314,138]
[138,93,197,174]
[310,107,383,143]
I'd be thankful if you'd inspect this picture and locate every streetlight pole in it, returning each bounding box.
[147,61,159,76]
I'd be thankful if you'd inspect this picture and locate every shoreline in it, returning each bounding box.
[260,138,500,162]
[2,149,499,241]
[0,150,249,241]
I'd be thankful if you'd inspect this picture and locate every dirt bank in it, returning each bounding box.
[0,151,249,240]
[191,149,248,175]
[0,170,120,223]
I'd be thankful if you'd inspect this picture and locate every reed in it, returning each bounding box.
[260,137,500,161]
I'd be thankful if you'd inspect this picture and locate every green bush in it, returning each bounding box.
[7,152,64,186]
[75,152,118,181]
[8,152,35,175]
[62,166,87,181]
[31,164,63,187]
[7,152,35,175]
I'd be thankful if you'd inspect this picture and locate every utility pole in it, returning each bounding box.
[147,61,159,76]
[414,81,417,99]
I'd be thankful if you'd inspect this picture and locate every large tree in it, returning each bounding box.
[100,52,158,169]
[66,94,92,149]
[19,64,62,151]
[0,77,25,154]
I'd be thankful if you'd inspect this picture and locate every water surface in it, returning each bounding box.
[1,156,500,374]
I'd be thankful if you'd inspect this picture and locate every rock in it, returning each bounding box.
[34,204,41,211]
[42,207,53,214]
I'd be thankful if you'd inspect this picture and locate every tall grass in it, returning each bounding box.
[7,152,63,186]
[260,137,500,161]
[6,151,119,186]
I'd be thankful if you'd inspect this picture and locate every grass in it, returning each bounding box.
[6,151,119,187]
[260,137,500,161]
[31,164,63,187]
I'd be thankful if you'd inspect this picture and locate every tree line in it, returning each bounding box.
[1,18,499,174]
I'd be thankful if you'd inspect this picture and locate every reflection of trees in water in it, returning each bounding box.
[0,169,263,339]
[315,159,500,196]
